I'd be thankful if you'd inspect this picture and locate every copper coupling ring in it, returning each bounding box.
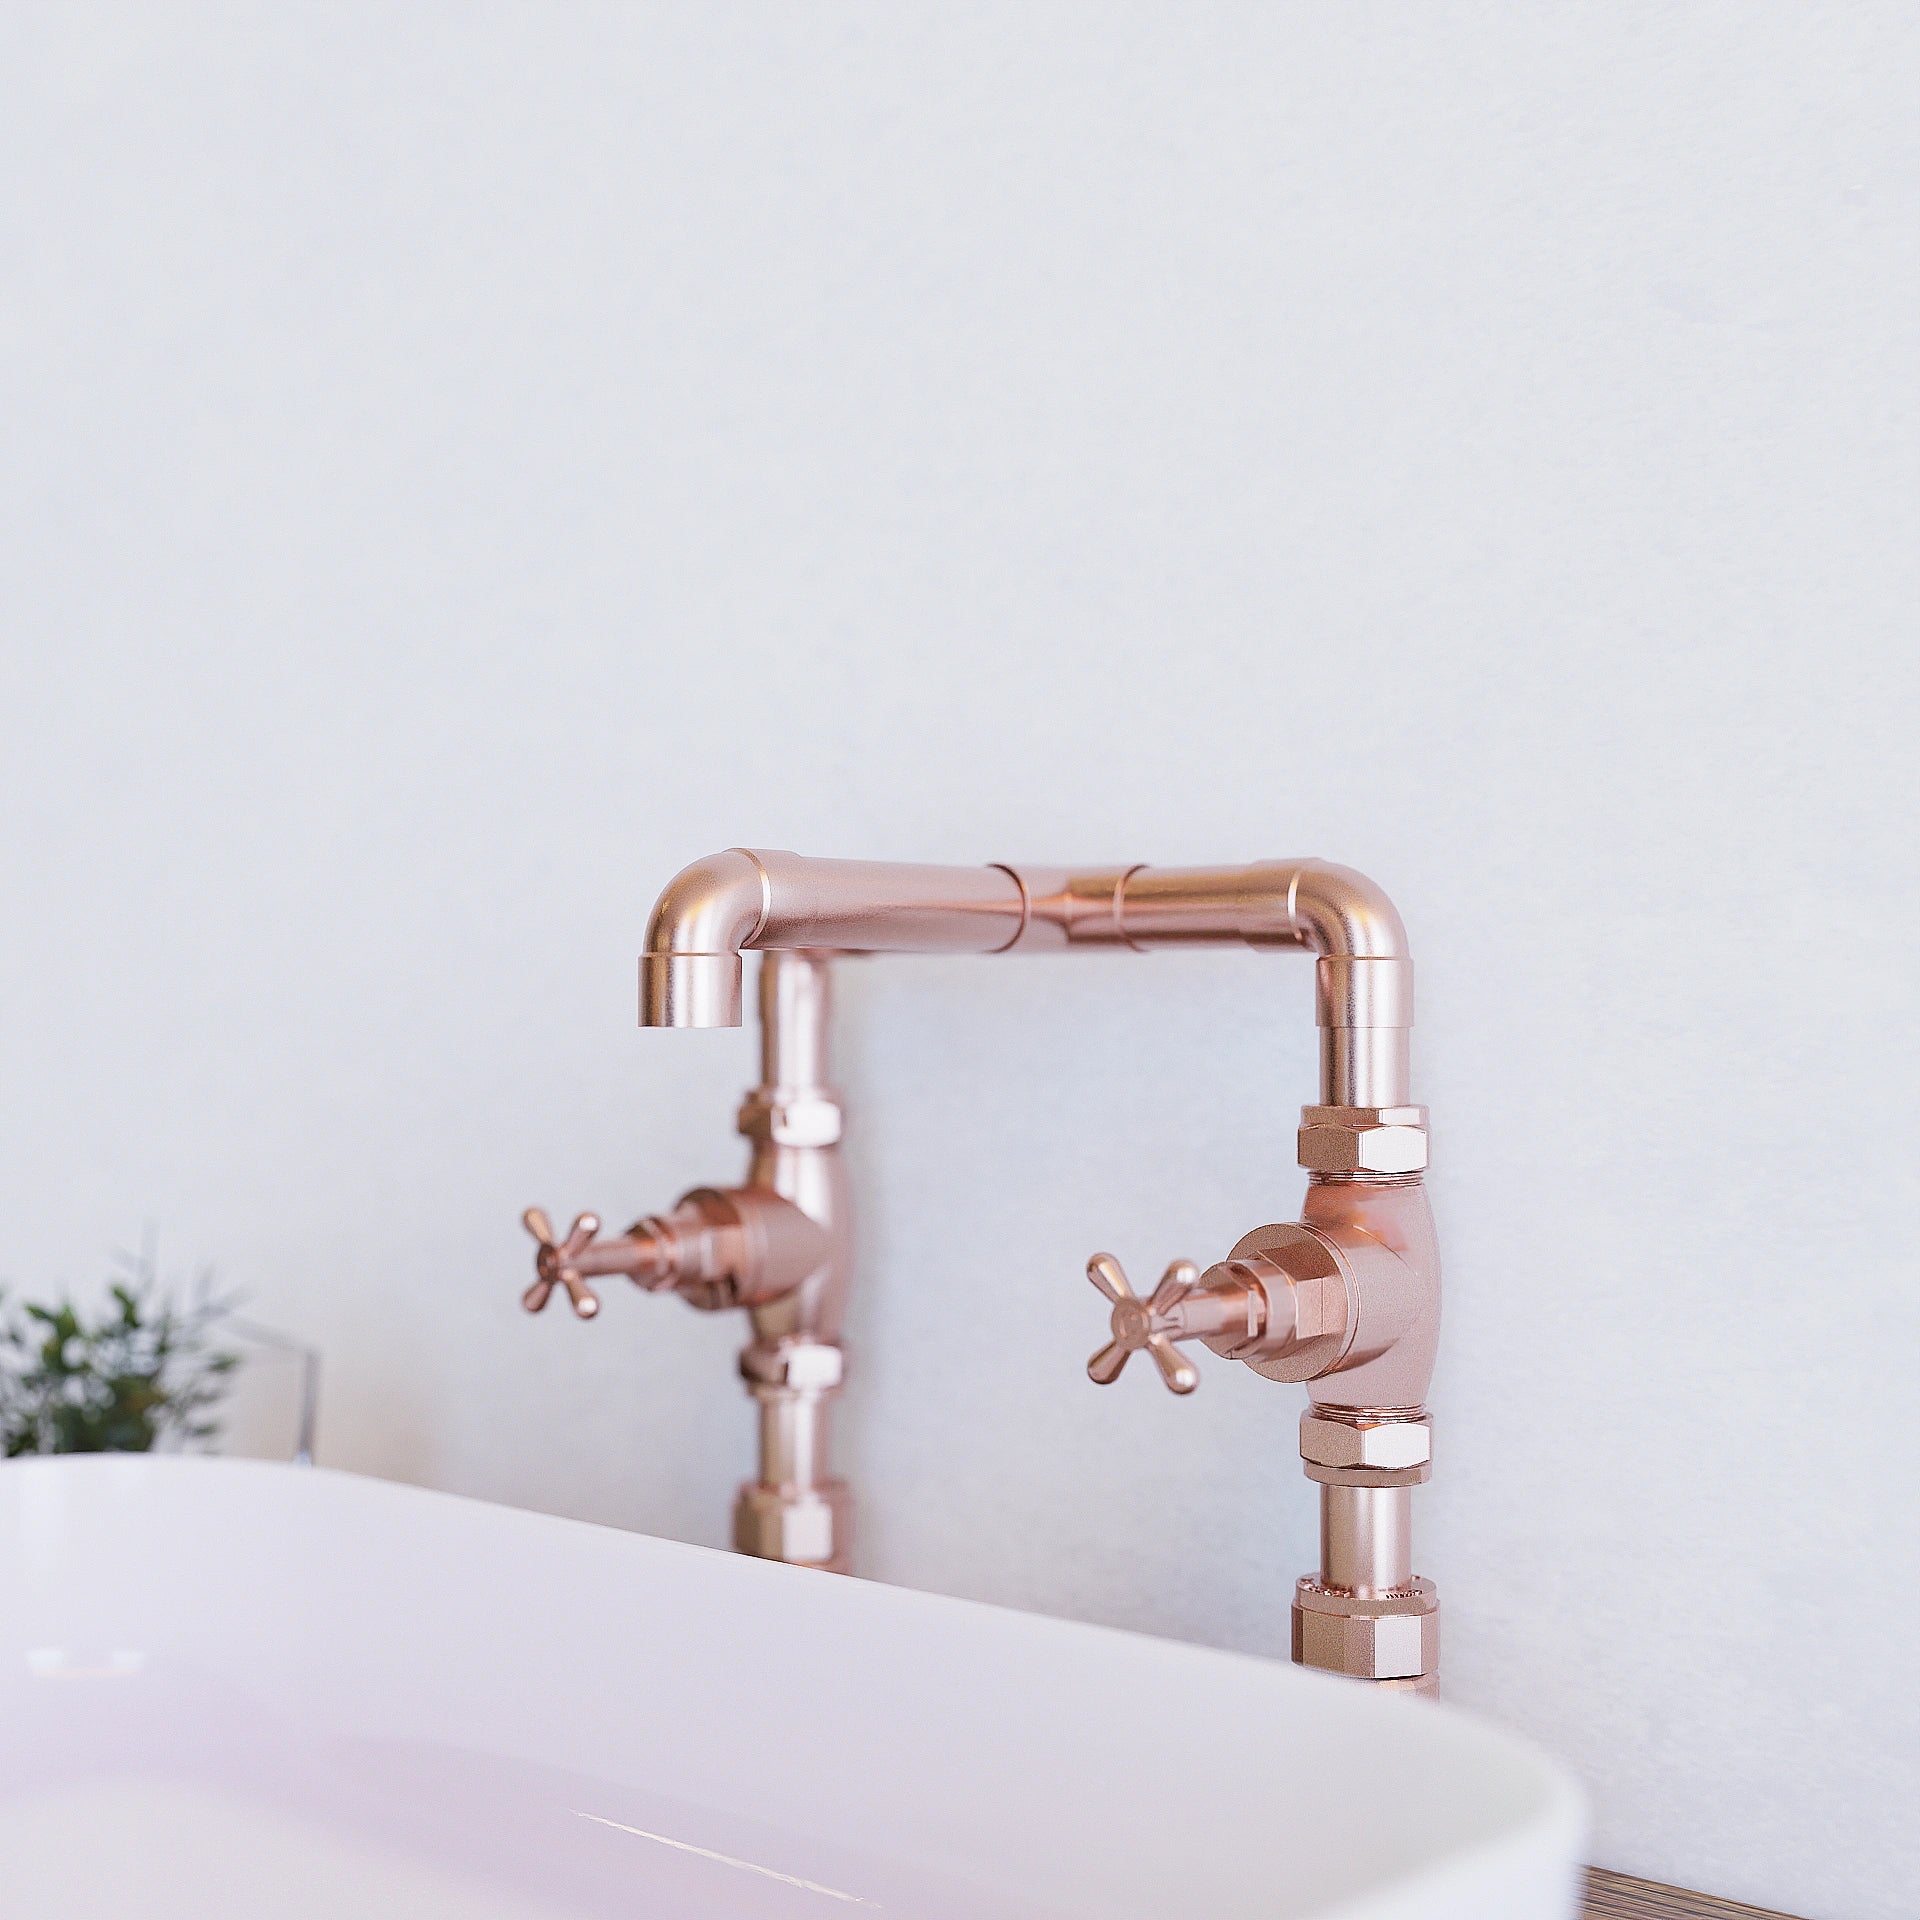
[1297,1105,1428,1176]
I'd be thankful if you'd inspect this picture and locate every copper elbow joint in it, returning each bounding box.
[638,849,771,1027]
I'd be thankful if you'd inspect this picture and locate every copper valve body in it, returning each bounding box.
[523,851,1441,1693]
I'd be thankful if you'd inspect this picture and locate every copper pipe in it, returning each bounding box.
[739,950,851,1348]
[733,949,853,1571]
[641,851,1413,1108]
[762,943,830,1090]
[758,1386,825,1488]
[640,852,1025,1027]
[1321,1484,1412,1594]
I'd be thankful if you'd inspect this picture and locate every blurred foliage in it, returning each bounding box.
[0,1249,237,1456]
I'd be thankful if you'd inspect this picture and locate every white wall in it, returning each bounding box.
[3,7,1915,1915]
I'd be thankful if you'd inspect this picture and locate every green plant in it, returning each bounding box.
[0,1250,239,1457]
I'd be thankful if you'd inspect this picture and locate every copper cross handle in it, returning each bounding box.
[522,1208,605,1319]
[1084,1252,1204,1394]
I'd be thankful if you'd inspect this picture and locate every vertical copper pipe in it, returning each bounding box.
[1321,1484,1413,1594]
[753,948,835,1506]
[762,944,831,1090]
[1312,950,1413,1108]
[758,1388,825,1489]
[734,948,853,1571]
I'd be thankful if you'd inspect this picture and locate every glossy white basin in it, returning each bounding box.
[0,1458,1583,1918]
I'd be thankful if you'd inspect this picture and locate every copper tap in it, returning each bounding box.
[522,948,853,1570]
[527,850,1442,1693]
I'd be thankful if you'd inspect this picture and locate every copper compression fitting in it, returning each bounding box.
[521,851,1441,1694]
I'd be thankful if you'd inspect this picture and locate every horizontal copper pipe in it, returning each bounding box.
[639,849,1413,1107]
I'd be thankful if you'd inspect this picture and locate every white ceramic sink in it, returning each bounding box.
[0,1458,1583,1918]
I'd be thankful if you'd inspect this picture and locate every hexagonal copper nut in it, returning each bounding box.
[737,1091,843,1148]
[740,1339,845,1392]
[1204,1223,1355,1384]
[1297,1105,1428,1175]
[1300,1409,1431,1471]
[1292,1577,1438,1681]
[733,1480,850,1571]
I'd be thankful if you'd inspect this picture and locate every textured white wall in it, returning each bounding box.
[2,7,1915,1915]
